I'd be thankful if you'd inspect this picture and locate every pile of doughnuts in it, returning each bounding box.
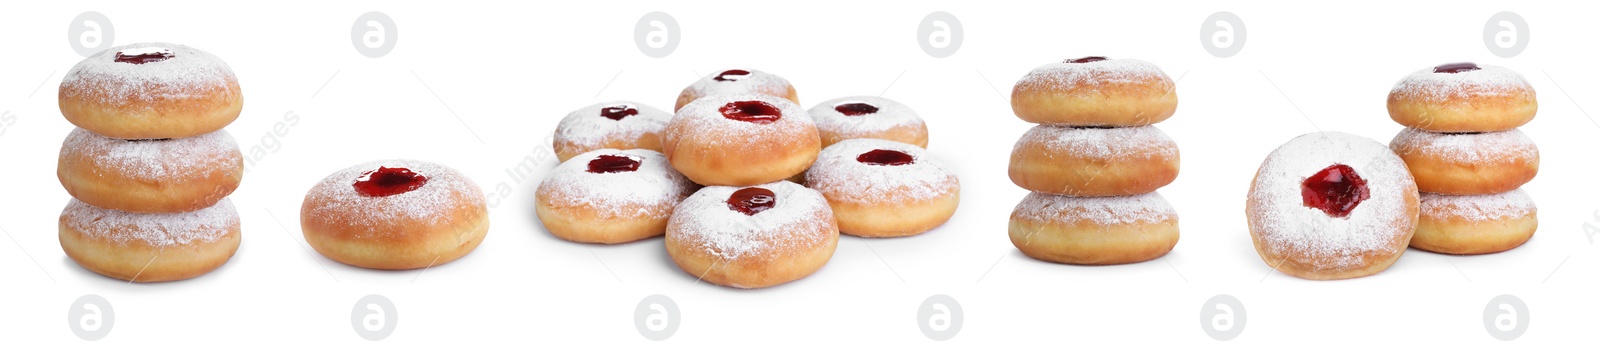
[1387,62,1539,255]
[537,69,959,288]
[1006,57,1181,265]
[56,43,245,282]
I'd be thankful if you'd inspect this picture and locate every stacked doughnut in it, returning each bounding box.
[55,43,245,282]
[1006,57,1181,265]
[537,69,958,288]
[1387,63,1539,255]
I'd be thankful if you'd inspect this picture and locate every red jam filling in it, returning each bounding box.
[856,149,915,166]
[1300,164,1370,218]
[1433,62,1480,74]
[586,154,642,174]
[114,49,174,64]
[1065,56,1108,64]
[599,105,639,121]
[718,100,781,124]
[834,102,879,116]
[727,187,776,216]
[354,167,428,197]
[713,69,751,82]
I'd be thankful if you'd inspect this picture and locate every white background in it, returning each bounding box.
[0,0,1595,351]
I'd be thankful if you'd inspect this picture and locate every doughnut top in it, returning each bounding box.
[62,128,241,182]
[62,198,238,246]
[1012,191,1175,226]
[303,160,485,235]
[1390,128,1537,164]
[1014,58,1173,92]
[61,42,239,108]
[1248,132,1416,271]
[1016,125,1178,161]
[669,93,816,147]
[1389,64,1533,104]
[555,101,670,147]
[1420,190,1534,222]
[808,96,925,137]
[805,139,958,205]
[538,149,695,218]
[683,69,792,99]
[668,181,833,260]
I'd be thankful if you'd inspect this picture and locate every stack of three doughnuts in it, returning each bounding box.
[55,43,245,282]
[1006,57,1181,265]
[1386,63,1540,255]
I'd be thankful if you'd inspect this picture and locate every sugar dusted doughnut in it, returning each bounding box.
[1011,57,1177,126]
[1008,192,1177,265]
[663,94,820,186]
[1009,125,1179,196]
[1413,190,1536,255]
[675,69,799,111]
[1387,63,1536,132]
[805,139,958,237]
[808,96,928,148]
[1247,132,1419,280]
[552,101,671,162]
[59,43,242,139]
[664,181,838,289]
[1390,128,1538,195]
[301,160,488,270]
[59,199,240,282]
[536,149,697,244]
[58,128,242,213]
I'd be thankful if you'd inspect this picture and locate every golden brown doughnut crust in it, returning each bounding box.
[300,160,489,270]
[663,94,820,186]
[1390,128,1538,195]
[1008,192,1178,265]
[1411,191,1537,255]
[58,43,243,139]
[59,200,241,282]
[1386,65,1536,132]
[1011,58,1177,126]
[1008,125,1179,196]
[58,129,242,213]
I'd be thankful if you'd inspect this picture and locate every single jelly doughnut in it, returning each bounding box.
[59,199,240,282]
[536,149,698,244]
[807,96,928,148]
[1011,57,1177,126]
[1387,63,1536,132]
[1390,127,1538,195]
[1413,190,1537,255]
[1009,125,1179,196]
[301,160,488,270]
[1009,192,1178,265]
[58,128,242,213]
[552,101,672,162]
[676,69,799,111]
[805,139,958,237]
[59,43,242,139]
[664,181,838,289]
[663,94,820,186]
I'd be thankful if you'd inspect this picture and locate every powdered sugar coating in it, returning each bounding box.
[807,96,925,138]
[1390,128,1537,164]
[554,101,670,148]
[61,128,241,182]
[1420,190,1535,222]
[682,69,793,101]
[537,149,696,218]
[62,198,238,247]
[1247,132,1416,271]
[302,160,486,237]
[1012,192,1175,226]
[1014,58,1173,92]
[666,181,834,261]
[1389,64,1534,104]
[60,42,239,108]
[667,93,817,149]
[1015,125,1177,161]
[805,139,957,205]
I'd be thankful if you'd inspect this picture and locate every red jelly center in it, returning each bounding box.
[1433,62,1480,74]
[714,69,751,82]
[1300,164,1370,218]
[719,101,781,124]
[115,48,174,64]
[857,149,915,166]
[727,187,776,216]
[599,105,638,121]
[586,154,641,174]
[1065,56,1108,64]
[834,102,879,116]
[354,166,428,197]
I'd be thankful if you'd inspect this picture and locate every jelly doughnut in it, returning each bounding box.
[1009,192,1178,265]
[1387,63,1536,132]
[664,181,838,289]
[1247,132,1419,280]
[676,69,799,111]
[805,139,958,237]
[1390,127,1538,195]
[808,96,928,148]
[552,101,672,162]
[59,43,242,139]
[1413,190,1536,255]
[58,128,242,213]
[1011,57,1177,126]
[59,199,240,282]
[536,149,697,244]
[301,160,488,270]
[1009,125,1179,196]
[663,94,820,186]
